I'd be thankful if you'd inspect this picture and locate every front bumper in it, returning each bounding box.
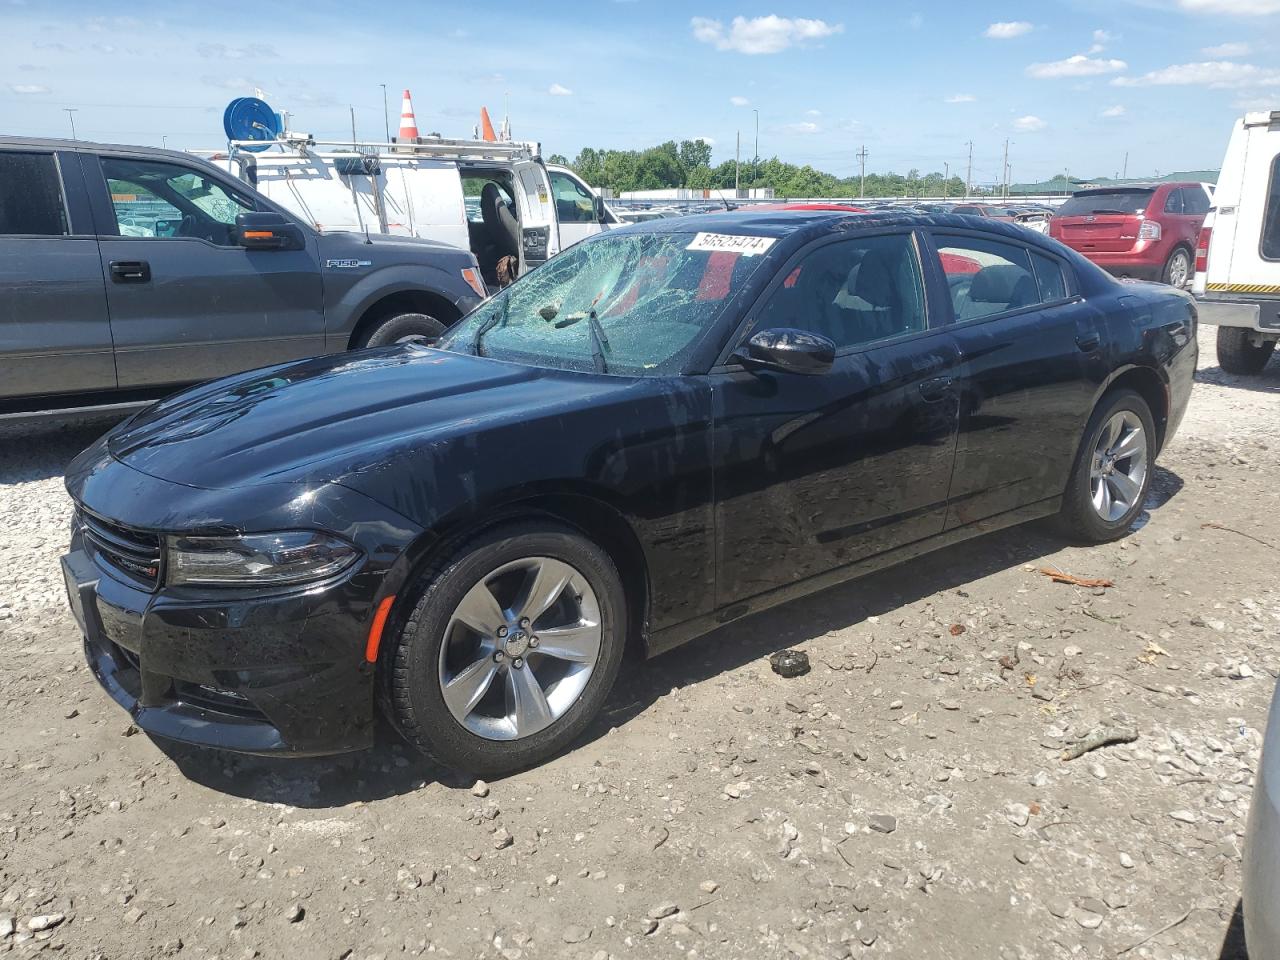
[63,539,378,756]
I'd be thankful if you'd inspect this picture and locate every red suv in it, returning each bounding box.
[1048,182,1211,286]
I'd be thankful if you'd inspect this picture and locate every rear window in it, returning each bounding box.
[1263,157,1280,261]
[0,151,68,236]
[1057,190,1153,217]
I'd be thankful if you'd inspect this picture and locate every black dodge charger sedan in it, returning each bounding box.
[63,210,1197,775]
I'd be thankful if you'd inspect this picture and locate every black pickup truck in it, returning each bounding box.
[0,136,485,416]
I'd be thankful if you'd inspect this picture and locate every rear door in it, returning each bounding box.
[84,152,326,389]
[0,148,116,402]
[929,230,1105,526]
[512,159,561,273]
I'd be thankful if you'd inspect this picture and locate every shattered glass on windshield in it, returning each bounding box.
[438,231,772,375]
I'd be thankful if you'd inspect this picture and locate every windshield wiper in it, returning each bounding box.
[471,294,510,357]
[555,309,610,374]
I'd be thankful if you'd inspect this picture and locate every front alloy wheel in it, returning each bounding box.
[389,521,626,776]
[439,557,602,741]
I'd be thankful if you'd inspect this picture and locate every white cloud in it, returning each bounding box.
[10,83,48,94]
[1027,54,1127,78]
[1101,104,1126,117]
[1088,28,1114,53]
[1113,60,1280,87]
[945,93,976,103]
[1202,41,1251,56]
[729,95,750,107]
[690,15,843,55]
[782,121,821,134]
[548,83,573,96]
[906,12,923,28]
[196,42,277,60]
[1013,115,1047,131]
[985,21,1033,39]
[805,108,821,116]
[1179,0,1280,13]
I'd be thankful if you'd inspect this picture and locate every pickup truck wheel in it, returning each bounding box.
[1056,389,1154,544]
[359,312,446,348]
[1216,327,1275,375]
[388,521,627,777]
[1161,247,1191,287]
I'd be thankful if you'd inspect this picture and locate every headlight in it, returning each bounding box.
[166,531,360,586]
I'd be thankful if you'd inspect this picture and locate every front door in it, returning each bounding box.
[512,159,561,274]
[929,230,1105,526]
[714,230,962,605]
[549,168,606,249]
[86,153,326,390]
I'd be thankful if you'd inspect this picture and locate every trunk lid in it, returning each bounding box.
[1050,188,1155,253]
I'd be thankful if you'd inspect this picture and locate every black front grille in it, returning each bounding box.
[173,680,267,721]
[79,510,162,589]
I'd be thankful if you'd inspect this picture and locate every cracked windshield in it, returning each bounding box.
[439,231,770,375]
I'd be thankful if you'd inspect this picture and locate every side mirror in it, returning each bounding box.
[734,328,835,376]
[594,195,607,223]
[236,211,304,251]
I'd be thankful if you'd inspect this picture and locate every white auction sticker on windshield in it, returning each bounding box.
[685,232,777,256]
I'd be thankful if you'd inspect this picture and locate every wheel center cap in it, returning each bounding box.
[505,629,530,657]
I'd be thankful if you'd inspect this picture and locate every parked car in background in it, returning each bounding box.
[0,137,484,415]
[1049,182,1211,287]
[62,208,1196,774]
[1245,674,1280,960]
[951,203,1017,221]
[1192,110,1280,375]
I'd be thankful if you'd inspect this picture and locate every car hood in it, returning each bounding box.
[106,346,633,490]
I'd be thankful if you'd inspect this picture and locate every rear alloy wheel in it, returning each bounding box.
[389,522,626,776]
[1162,248,1191,288]
[1217,326,1276,376]
[359,312,446,348]
[1056,389,1155,543]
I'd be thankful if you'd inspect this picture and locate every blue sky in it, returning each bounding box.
[4,0,1280,185]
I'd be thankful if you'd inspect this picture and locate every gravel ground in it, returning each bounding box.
[1,324,1278,960]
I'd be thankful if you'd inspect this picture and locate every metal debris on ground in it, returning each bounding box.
[769,649,811,678]
[1039,568,1115,588]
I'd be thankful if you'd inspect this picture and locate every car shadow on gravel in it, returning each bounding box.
[1196,362,1280,395]
[0,416,125,484]
[151,466,1186,807]
[1219,900,1249,960]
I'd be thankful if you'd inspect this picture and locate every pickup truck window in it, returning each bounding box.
[1263,156,1280,261]
[550,170,597,224]
[100,157,255,246]
[0,151,68,236]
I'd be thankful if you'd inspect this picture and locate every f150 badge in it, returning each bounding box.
[326,259,372,269]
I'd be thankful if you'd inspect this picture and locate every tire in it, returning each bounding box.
[388,520,627,776]
[359,312,446,348]
[1161,247,1192,288]
[1056,389,1155,544]
[1217,326,1276,375]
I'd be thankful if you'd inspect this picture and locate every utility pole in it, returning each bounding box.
[1122,151,1129,179]
[63,108,78,140]
[943,161,949,199]
[380,84,390,142]
[735,131,740,194]
[964,140,973,198]
[349,105,358,147]
[752,109,759,191]
[1001,138,1010,198]
[856,144,868,198]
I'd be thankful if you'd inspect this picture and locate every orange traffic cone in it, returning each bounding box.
[479,107,497,143]
[398,89,420,143]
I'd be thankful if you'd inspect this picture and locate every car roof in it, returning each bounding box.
[0,135,225,171]
[615,207,1068,253]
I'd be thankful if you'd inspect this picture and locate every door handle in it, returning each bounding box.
[109,260,151,283]
[1075,332,1101,352]
[918,376,955,402]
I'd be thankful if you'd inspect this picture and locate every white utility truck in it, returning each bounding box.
[1192,110,1280,375]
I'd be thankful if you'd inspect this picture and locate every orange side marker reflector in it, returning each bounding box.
[365,595,396,663]
[243,230,275,239]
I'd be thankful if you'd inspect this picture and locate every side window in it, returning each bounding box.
[1264,156,1280,261]
[1163,189,1185,215]
[1030,251,1069,303]
[935,234,1039,322]
[100,157,255,245]
[753,233,926,350]
[0,151,68,236]
[1184,186,1211,217]
[549,171,597,224]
